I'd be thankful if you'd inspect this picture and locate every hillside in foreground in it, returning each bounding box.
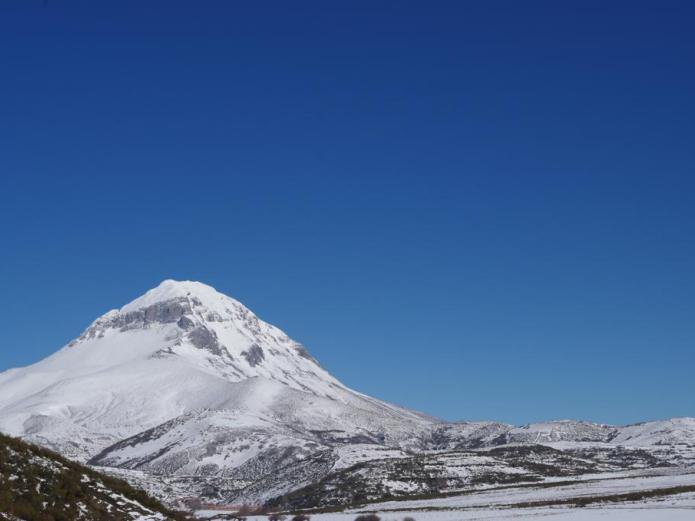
[0,432,186,521]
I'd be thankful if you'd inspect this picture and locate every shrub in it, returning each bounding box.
[355,515,381,521]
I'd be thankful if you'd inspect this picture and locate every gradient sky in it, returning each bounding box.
[1,1,694,425]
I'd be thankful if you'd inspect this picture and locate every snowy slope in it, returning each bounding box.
[613,418,695,447]
[87,377,435,474]
[0,280,443,471]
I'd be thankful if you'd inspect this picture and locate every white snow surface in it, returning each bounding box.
[120,280,231,314]
[0,280,431,462]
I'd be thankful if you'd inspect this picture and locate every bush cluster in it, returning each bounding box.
[0,432,189,521]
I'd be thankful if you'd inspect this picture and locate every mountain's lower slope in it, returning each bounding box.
[86,413,695,509]
[87,379,511,478]
[0,433,186,521]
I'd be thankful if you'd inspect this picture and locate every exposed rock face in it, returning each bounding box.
[79,297,195,340]
[188,325,224,356]
[177,315,195,330]
[242,344,265,366]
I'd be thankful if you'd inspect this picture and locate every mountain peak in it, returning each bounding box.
[58,278,346,408]
[120,279,236,314]
[0,278,349,461]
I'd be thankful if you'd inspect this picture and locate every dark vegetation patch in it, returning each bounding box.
[509,484,695,508]
[0,432,189,521]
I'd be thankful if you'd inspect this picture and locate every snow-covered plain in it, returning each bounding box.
[275,503,695,521]
[198,497,695,521]
[198,470,695,520]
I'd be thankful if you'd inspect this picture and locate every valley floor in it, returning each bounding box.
[197,468,695,521]
[281,500,695,521]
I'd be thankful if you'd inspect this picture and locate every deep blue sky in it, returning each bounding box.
[1,1,694,425]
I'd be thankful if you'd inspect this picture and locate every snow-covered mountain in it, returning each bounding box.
[0,280,434,459]
[611,418,695,446]
[0,280,693,509]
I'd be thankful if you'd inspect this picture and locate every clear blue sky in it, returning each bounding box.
[1,1,693,425]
